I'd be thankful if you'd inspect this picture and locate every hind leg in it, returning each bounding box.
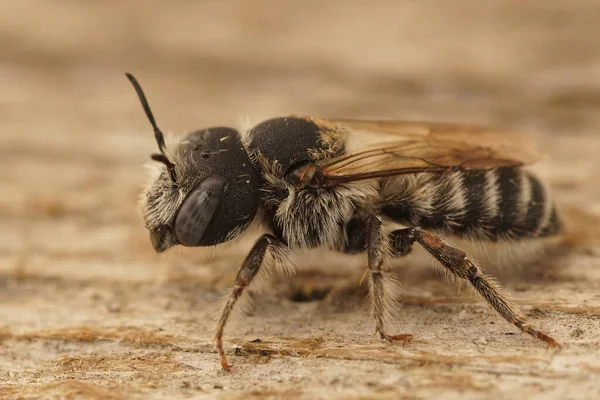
[389,227,560,347]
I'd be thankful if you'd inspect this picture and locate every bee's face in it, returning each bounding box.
[141,128,261,252]
[125,74,261,253]
[141,167,183,252]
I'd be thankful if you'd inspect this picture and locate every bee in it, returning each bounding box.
[126,73,562,371]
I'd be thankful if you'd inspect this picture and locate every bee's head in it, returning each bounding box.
[126,73,260,252]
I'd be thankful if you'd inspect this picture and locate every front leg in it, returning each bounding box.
[366,215,413,343]
[215,234,287,371]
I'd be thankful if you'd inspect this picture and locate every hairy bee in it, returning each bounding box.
[126,73,562,371]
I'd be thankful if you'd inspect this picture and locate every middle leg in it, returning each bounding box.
[365,215,413,343]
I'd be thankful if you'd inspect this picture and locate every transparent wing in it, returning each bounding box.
[316,119,541,185]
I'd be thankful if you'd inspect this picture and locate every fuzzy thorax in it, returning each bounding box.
[259,161,379,250]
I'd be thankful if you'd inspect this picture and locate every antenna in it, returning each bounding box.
[126,73,177,182]
[125,72,167,154]
[151,153,177,182]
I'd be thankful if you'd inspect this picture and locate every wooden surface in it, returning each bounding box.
[1,1,600,399]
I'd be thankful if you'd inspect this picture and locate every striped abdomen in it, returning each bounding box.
[380,167,561,241]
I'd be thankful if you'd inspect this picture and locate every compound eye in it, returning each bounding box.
[174,176,227,246]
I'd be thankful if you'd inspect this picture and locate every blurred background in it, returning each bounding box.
[1,1,600,399]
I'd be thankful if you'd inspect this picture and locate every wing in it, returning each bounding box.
[316,119,542,185]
